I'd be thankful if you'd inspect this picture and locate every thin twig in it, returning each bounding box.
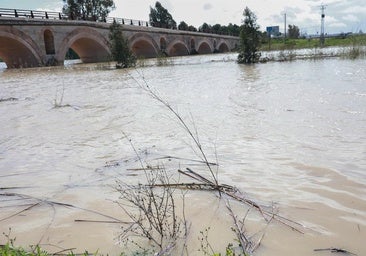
[314,248,357,255]
[129,71,219,186]
[0,192,123,223]
[74,219,127,224]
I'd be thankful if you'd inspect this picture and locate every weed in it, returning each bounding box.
[156,54,172,66]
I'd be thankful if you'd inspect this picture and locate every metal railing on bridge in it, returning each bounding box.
[0,7,238,36]
[0,7,66,20]
[105,17,149,27]
[0,7,149,26]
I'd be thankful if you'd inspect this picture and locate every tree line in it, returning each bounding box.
[61,0,298,37]
[61,0,285,65]
[149,2,240,36]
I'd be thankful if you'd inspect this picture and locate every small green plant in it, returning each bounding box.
[1,229,105,256]
[136,56,147,67]
[156,53,171,66]
[198,228,241,256]
[0,229,48,256]
[277,49,296,61]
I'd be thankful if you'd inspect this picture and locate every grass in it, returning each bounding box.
[259,34,366,61]
[1,243,47,256]
[261,34,366,51]
[0,243,105,256]
[0,243,237,256]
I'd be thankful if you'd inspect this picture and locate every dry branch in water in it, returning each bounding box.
[129,71,219,187]
[0,192,123,223]
[116,168,189,255]
[314,248,357,255]
[114,72,307,255]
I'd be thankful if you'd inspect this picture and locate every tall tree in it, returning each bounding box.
[109,20,136,68]
[237,7,261,64]
[62,0,115,21]
[288,24,300,39]
[149,1,177,29]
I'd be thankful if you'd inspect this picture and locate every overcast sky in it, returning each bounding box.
[2,0,365,35]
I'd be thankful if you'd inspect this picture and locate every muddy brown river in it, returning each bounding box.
[0,54,365,255]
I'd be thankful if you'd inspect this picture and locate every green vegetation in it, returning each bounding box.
[62,0,115,21]
[1,243,48,256]
[0,242,101,256]
[260,34,366,51]
[0,241,239,256]
[149,1,177,29]
[156,53,172,66]
[109,20,136,68]
[149,1,240,35]
[65,48,79,60]
[197,23,240,36]
[237,7,261,64]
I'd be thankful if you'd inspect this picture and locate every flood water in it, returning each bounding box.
[0,54,365,255]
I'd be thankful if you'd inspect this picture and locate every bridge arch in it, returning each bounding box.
[0,29,43,68]
[58,27,110,64]
[166,40,189,57]
[129,33,159,58]
[217,41,230,53]
[197,40,213,54]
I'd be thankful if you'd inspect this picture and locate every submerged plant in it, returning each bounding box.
[109,20,136,69]
[340,36,366,59]
[238,7,261,64]
[156,53,172,66]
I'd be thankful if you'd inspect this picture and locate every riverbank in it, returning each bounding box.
[257,34,366,62]
[260,33,366,51]
[258,45,366,62]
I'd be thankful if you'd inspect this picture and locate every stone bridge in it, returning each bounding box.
[0,18,239,68]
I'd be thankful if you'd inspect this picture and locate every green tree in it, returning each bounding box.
[288,24,300,39]
[237,7,261,64]
[149,1,177,29]
[188,25,197,32]
[227,23,240,36]
[211,24,222,34]
[178,21,189,31]
[62,0,115,21]
[199,23,211,33]
[109,20,136,68]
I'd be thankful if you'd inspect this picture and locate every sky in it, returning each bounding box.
[1,0,365,35]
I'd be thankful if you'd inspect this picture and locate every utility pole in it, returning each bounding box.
[320,4,326,46]
[284,12,287,44]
